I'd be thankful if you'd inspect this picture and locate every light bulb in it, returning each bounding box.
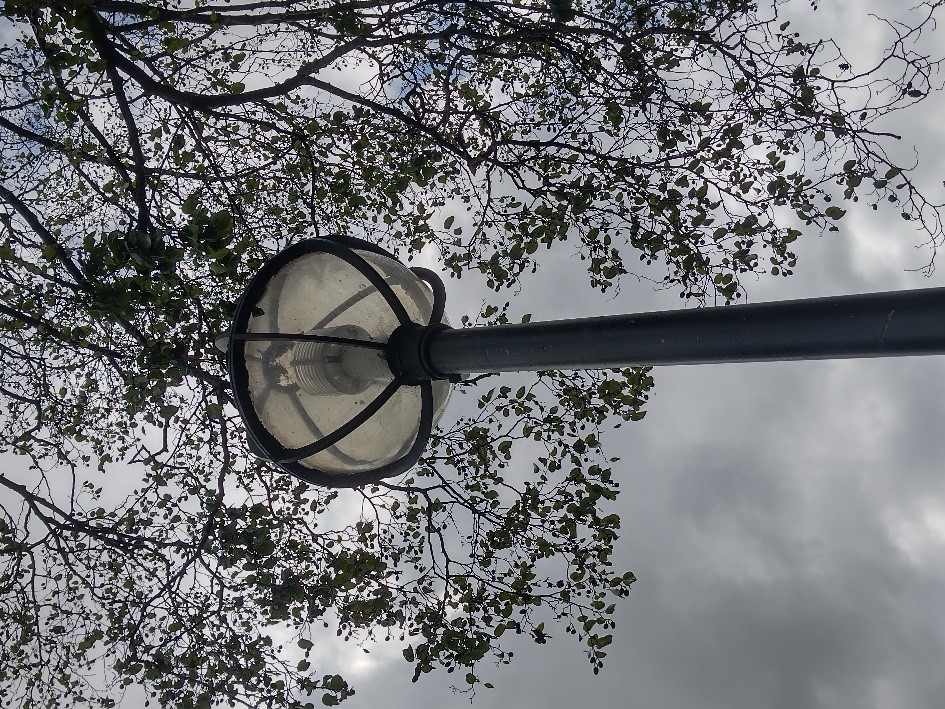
[290,324,392,395]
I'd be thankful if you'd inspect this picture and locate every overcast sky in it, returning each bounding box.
[321,2,945,708]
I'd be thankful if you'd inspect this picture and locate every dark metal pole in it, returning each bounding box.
[420,287,945,375]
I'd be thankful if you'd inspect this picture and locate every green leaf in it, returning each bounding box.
[824,206,846,220]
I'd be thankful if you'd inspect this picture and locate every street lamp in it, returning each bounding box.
[221,234,945,488]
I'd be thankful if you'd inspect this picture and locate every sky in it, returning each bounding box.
[323,2,945,708]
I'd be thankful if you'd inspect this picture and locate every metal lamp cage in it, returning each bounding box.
[225,235,454,488]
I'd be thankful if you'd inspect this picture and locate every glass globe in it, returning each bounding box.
[227,238,452,486]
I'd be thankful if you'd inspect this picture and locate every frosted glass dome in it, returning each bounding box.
[227,237,452,487]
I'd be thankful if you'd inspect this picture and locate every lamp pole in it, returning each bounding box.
[224,235,945,488]
[397,287,945,378]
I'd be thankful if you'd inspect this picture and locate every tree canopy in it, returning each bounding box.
[0,1,942,707]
